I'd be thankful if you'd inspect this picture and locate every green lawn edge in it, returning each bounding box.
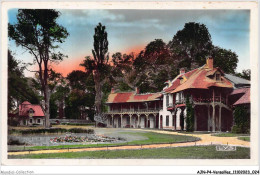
[9,131,199,152]
[8,146,250,159]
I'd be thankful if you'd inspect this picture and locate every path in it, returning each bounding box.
[8,128,250,156]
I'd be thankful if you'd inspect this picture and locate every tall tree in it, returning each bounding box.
[9,9,69,128]
[168,22,213,69]
[81,23,109,123]
[132,39,177,93]
[8,50,40,111]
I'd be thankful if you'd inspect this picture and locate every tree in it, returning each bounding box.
[8,50,40,111]
[81,23,109,123]
[168,22,213,69]
[9,9,69,128]
[66,70,95,120]
[235,69,251,80]
[132,39,177,93]
[212,46,238,74]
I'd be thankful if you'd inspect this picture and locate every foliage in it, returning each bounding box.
[235,69,251,80]
[168,22,213,69]
[185,96,194,132]
[8,128,94,135]
[211,46,238,74]
[81,23,109,121]
[50,95,58,119]
[9,9,69,128]
[232,106,250,134]
[8,50,40,111]
[65,70,95,120]
[132,39,178,93]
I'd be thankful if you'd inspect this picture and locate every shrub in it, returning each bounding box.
[232,106,250,134]
[8,138,25,145]
[8,128,95,135]
[185,96,194,132]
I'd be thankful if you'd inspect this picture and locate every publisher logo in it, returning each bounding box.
[216,145,236,151]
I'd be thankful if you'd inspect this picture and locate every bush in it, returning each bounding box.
[8,138,25,145]
[8,128,95,135]
[185,96,194,132]
[232,106,250,134]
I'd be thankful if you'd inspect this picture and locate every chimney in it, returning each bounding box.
[180,68,185,75]
[135,87,139,94]
[206,56,213,69]
[111,88,115,93]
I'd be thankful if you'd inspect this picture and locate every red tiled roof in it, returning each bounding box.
[170,66,233,93]
[107,91,161,103]
[164,69,198,93]
[230,88,248,95]
[19,101,45,117]
[233,88,250,105]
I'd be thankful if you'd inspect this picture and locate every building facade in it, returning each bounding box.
[105,88,162,128]
[17,101,45,126]
[105,57,250,132]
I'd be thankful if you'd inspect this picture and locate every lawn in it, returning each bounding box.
[238,136,250,142]
[8,146,250,159]
[9,131,199,151]
[212,133,250,137]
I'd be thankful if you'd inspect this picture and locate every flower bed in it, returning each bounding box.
[50,135,125,143]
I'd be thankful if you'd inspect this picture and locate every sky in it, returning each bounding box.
[8,9,250,77]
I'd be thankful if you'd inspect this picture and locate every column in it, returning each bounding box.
[120,114,123,128]
[146,114,148,128]
[208,106,210,131]
[112,115,114,128]
[219,107,222,132]
[129,114,132,128]
[138,114,140,128]
[212,89,216,132]
[176,108,181,130]
[212,105,215,132]
[194,110,197,131]
[183,108,187,130]
[158,115,161,129]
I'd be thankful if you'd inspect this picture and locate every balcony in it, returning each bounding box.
[106,107,161,115]
[192,96,227,105]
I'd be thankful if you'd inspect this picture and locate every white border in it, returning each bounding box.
[1,1,259,168]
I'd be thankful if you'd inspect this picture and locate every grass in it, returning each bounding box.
[8,146,250,159]
[212,133,250,137]
[238,136,250,142]
[8,131,199,151]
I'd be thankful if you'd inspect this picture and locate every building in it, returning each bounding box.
[105,88,162,128]
[105,57,250,132]
[17,101,45,126]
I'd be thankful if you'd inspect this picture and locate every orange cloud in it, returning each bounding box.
[50,56,86,77]
[123,44,145,56]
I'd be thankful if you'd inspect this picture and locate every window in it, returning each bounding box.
[110,118,112,125]
[29,119,33,123]
[216,73,221,81]
[166,115,169,126]
[166,95,169,107]
[37,119,41,123]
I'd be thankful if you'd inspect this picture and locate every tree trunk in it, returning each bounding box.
[94,70,102,117]
[44,84,50,128]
